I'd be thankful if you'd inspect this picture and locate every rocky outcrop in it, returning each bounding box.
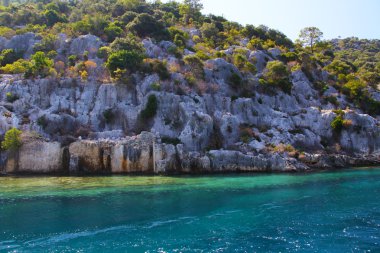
[1,36,380,175]
[3,140,65,174]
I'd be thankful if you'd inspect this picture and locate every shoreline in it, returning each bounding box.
[1,165,379,177]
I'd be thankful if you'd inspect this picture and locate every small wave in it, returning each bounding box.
[24,225,132,248]
[0,240,20,251]
[146,216,196,229]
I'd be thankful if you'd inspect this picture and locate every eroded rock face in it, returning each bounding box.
[4,141,64,174]
[111,132,155,173]
[69,34,103,58]
[68,132,154,174]
[2,33,40,57]
[1,35,380,174]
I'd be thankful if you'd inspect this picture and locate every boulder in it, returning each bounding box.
[69,34,103,58]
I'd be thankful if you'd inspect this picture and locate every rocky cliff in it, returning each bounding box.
[0,33,379,175]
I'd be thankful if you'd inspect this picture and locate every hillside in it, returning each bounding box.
[0,0,380,174]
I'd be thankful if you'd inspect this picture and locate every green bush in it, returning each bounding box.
[103,109,114,123]
[140,94,158,119]
[0,49,22,66]
[104,22,123,42]
[262,60,292,93]
[183,54,204,79]
[106,50,144,76]
[229,73,242,88]
[29,51,54,78]
[161,137,181,145]
[6,92,19,103]
[68,55,78,67]
[1,128,22,151]
[37,115,47,129]
[331,115,344,133]
[145,59,170,80]
[109,36,145,54]
[127,13,168,40]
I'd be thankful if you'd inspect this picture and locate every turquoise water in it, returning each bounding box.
[0,168,380,252]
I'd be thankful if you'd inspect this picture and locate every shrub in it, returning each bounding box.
[97,46,111,59]
[1,128,22,151]
[145,59,170,80]
[109,36,145,54]
[140,94,158,119]
[106,50,144,76]
[104,22,123,42]
[200,22,219,40]
[280,52,298,63]
[119,11,138,24]
[68,55,78,67]
[33,34,57,52]
[161,137,181,145]
[6,92,19,103]
[0,59,31,74]
[37,116,47,129]
[29,51,54,77]
[331,115,344,133]
[103,109,114,123]
[229,73,242,88]
[0,26,16,39]
[183,55,204,79]
[127,13,168,40]
[262,60,292,93]
[0,49,22,66]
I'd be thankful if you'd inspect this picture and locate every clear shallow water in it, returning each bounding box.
[0,168,380,252]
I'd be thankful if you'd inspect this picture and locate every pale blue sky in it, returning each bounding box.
[160,0,380,41]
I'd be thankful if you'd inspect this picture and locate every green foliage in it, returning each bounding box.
[37,115,47,129]
[229,73,242,88]
[331,115,344,133]
[44,9,67,27]
[109,36,145,54]
[324,59,353,77]
[68,55,78,67]
[298,27,323,53]
[161,137,181,145]
[119,11,138,24]
[0,59,31,74]
[1,128,22,151]
[6,92,19,103]
[179,0,203,24]
[0,49,22,66]
[97,46,111,59]
[106,50,144,76]
[103,109,114,123]
[33,34,58,53]
[146,59,170,80]
[183,54,204,79]
[104,22,123,42]
[200,22,219,40]
[262,60,292,93]
[280,52,298,63]
[127,13,168,40]
[29,51,54,78]
[140,94,158,119]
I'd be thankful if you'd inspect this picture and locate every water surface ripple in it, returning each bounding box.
[1,168,380,252]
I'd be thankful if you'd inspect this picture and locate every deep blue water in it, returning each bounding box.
[0,168,380,252]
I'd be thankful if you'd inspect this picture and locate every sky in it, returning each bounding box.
[160,0,380,41]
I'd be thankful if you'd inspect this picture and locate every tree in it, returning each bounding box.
[1,128,22,151]
[179,0,203,24]
[298,27,323,53]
